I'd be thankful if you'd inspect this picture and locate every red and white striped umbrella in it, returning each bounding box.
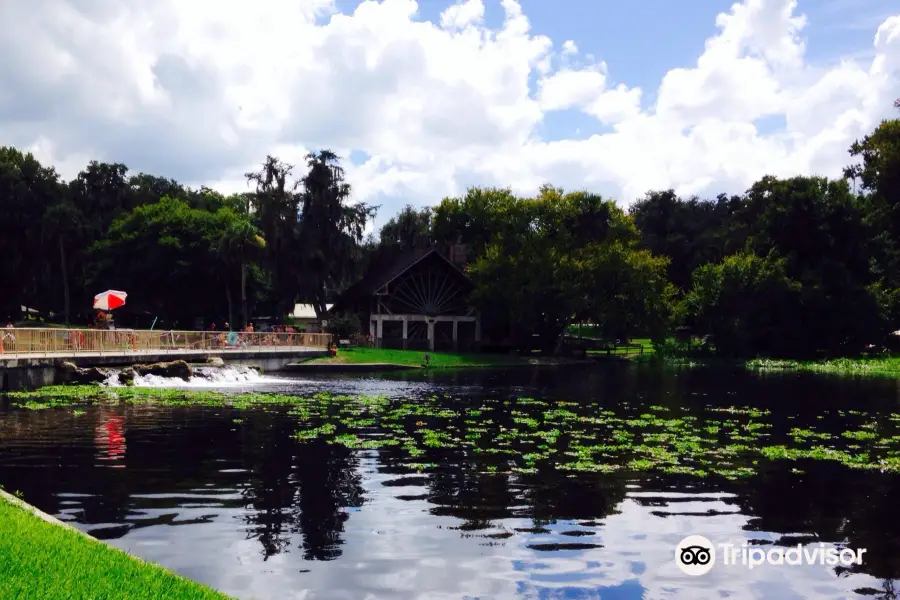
[93,290,128,311]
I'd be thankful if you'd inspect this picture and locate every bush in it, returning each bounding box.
[325,312,361,339]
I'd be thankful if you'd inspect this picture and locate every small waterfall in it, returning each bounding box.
[103,365,283,388]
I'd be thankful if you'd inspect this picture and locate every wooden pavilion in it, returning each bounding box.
[328,248,480,351]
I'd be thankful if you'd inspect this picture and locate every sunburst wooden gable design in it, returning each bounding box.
[329,248,480,351]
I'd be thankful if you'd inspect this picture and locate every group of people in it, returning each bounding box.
[205,320,303,348]
[206,321,299,335]
[92,310,115,330]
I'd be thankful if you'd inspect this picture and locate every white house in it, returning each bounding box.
[290,303,332,332]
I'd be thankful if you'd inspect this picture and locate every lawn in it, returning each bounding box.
[307,346,533,368]
[585,338,655,358]
[0,492,234,600]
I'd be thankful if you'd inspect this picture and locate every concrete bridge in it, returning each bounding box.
[0,328,332,391]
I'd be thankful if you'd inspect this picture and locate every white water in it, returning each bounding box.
[103,365,286,388]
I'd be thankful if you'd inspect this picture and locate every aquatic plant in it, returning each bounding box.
[8,386,900,480]
[747,356,900,377]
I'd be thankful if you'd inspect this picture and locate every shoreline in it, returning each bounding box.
[637,354,900,378]
[0,489,233,600]
[296,347,594,371]
[287,358,593,373]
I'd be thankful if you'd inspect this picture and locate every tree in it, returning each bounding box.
[245,156,302,320]
[42,198,85,324]
[379,204,433,251]
[737,175,883,355]
[433,187,520,259]
[298,150,376,318]
[629,190,736,291]
[90,196,226,324]
[128,173,186,208]
[581,242,674,343]
[216,209,265,327]
[0,147,63,316]
[846,110,900,289]
[681,252,802,357]
[467,187,673,352]
[324,312,361,339]
[70,161,133,237]
[365,205,434,274]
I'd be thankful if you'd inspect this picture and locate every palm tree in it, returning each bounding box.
[218,214,266,328]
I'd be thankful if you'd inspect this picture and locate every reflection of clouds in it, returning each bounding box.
[297,481,886,600]
[45,450,895,600]
[595,496,883,600]
[5,376,897,600]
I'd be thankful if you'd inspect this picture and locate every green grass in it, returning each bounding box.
[633,350,900,378]
[306,347,533,368]
[0,494,234,600]
[746,356,900,377]
[585,337,654,358]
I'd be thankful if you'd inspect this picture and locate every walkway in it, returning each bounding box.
[0,328,332,363]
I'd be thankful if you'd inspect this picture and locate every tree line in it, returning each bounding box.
[1,150,374,329]
[1,101,898,358]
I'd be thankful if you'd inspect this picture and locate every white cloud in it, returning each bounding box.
[440,0,485,29]
[537,67,607,112]
[0,0,898,224]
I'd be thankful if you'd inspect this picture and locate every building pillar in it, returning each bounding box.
[452,319,459,351]
[474,317,481,344]
[376,317,383,348]
[427,319,435,352]
[402,317,408,350]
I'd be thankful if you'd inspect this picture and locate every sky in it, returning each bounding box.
[0,0,898,230]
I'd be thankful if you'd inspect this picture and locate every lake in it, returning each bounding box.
[2,364,900,599]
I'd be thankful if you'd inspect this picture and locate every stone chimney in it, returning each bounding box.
[448,242,468,268]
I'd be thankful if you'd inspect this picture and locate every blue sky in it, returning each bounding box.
[330,0,896,148]
[6,0,897,233]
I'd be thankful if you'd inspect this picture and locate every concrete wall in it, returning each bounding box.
[2,366,57,391]
[220,355,310,372]
[0,349,327,391]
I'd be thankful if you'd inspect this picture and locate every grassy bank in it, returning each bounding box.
[632,352,900,378]
[0,492,233,600]
[746,356,900,377]
[304,347,537,368]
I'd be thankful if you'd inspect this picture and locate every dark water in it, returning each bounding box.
[2,365,900,599]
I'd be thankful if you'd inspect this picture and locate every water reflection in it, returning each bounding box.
[94,412,127,464]
[1,366,899,599]
[239,427,365,561]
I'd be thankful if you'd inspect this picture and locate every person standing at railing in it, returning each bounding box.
[240,322,254,347]
[1,320,13,353]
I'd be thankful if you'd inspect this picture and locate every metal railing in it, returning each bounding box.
[0,328,333,357]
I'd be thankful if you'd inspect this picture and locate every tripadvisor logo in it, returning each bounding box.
[675,535,867,575]
[676,535,716,576]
